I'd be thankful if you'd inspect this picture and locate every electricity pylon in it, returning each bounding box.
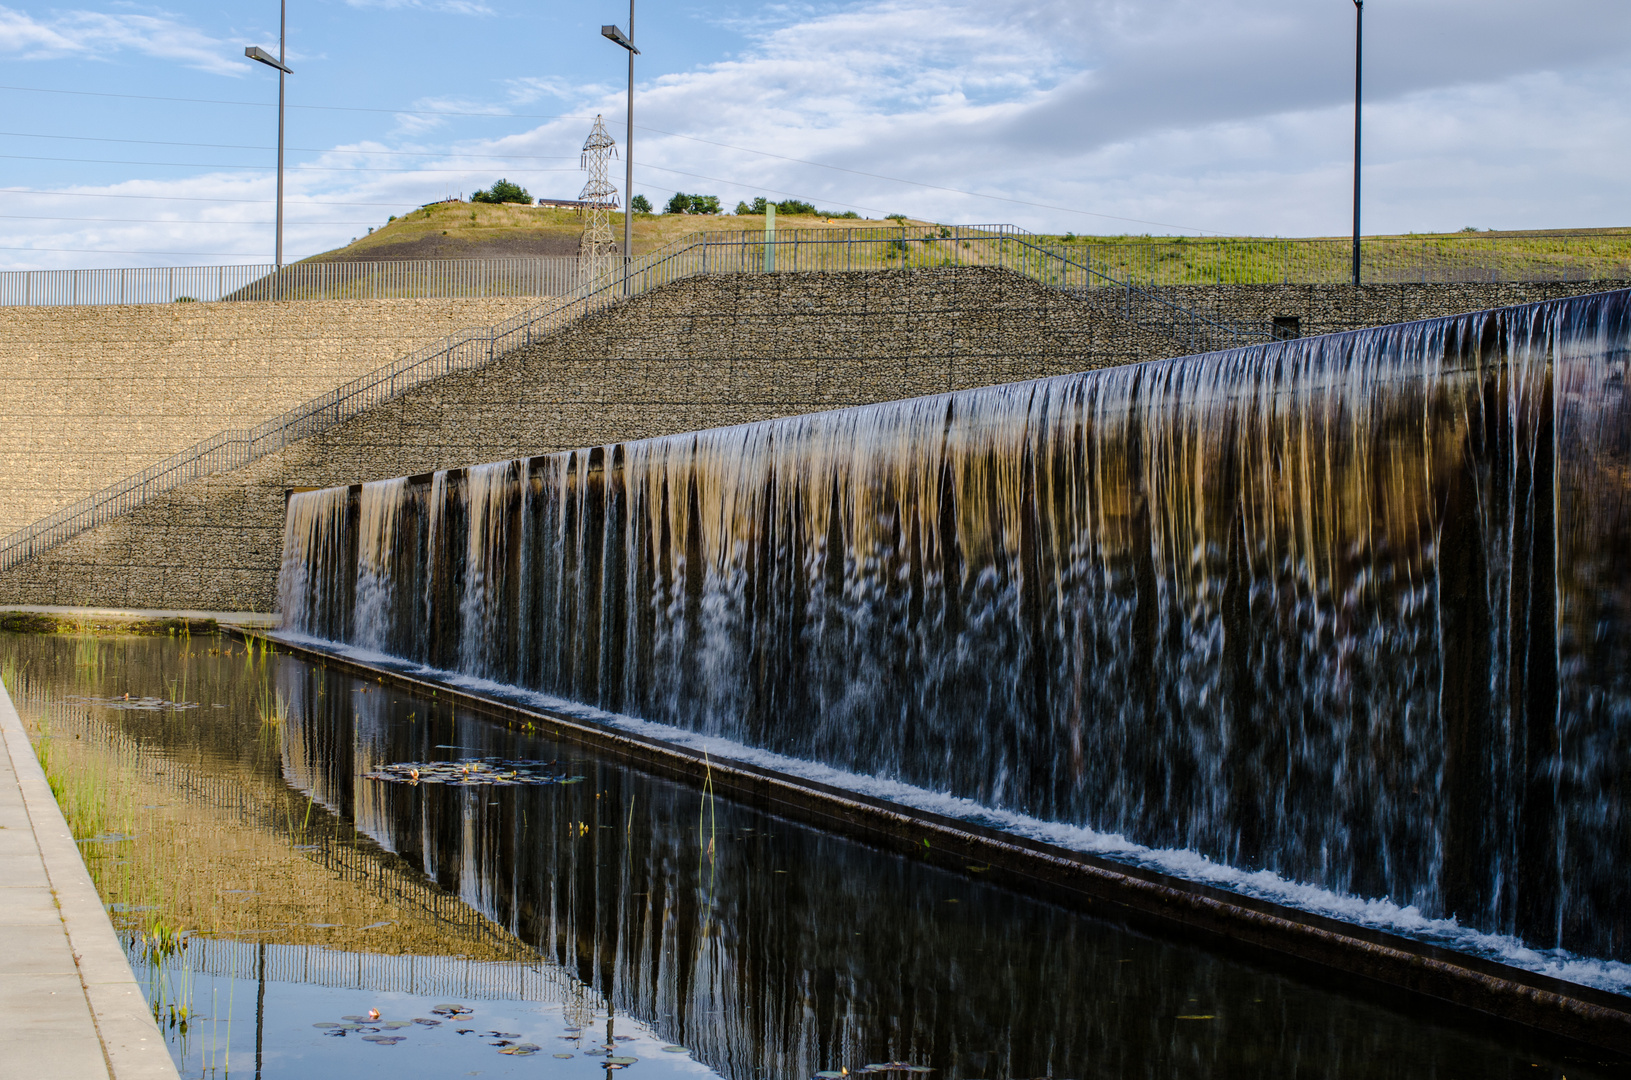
[578,115,620,288]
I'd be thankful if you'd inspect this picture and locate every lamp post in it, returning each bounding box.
[602,7,639,295]
[246,1,291,278]
[1351,0,1362,287]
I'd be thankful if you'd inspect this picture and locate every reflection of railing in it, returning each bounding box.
[131,939,574,1001]
[0,224,1258,571]
[0,257,585,306]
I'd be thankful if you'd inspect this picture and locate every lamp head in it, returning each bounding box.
[601,24,639,54]
[245,45,292,73]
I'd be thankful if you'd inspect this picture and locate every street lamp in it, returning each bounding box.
[1351,0,1362,287]
[602,6,639,295]
[246,0,292,277]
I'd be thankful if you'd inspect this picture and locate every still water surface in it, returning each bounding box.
[1,632,1619,1079]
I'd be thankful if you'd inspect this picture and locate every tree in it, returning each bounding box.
[734,196,855,218]
[630,194,653,214]
[471,179,532,204]
[665,192,721,215]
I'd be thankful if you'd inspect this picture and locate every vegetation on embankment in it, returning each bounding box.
[311,203,1631,285]
[306,200,919,263]
[1043,226,1631,285]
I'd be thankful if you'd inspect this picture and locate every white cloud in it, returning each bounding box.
[0,4,243,74]
[568,0,1631,234]
[4,0,1629,269]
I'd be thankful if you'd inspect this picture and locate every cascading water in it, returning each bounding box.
[279,289,1631,967]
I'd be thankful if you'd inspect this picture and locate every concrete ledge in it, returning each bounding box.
[1,606,278,633]
[0,679,179,1080]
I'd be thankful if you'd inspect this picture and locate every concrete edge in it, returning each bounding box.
[1,605,278,629]
[0,679,181,1080]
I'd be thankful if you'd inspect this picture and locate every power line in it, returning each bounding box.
[0,83,591,122]
[0,152,578,175]
[0,188,440,207]
[0,214,386,225]
[0,245,272,256]
[0,81,1214,231]
[0,129,575,162]
[634,124,1217,234]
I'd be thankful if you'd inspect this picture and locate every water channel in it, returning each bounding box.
[2,631,1622,1079]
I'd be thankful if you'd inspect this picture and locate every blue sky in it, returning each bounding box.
[1,0,1628,269]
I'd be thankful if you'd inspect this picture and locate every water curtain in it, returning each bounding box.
[280,289,1631,962]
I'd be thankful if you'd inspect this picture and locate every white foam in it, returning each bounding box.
[274,630,1631,999]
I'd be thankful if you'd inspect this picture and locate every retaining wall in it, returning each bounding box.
[3,271,1626,612]
[0,295,543,536]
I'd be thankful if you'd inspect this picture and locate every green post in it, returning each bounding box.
[765,203,776,272]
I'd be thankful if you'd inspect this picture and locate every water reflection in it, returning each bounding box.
[2,633,1621,1079]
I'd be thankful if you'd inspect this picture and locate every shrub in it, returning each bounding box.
[774,199,817,216]
[665,192,721,215]
[885,213,908,221]
[630,194,653,214]
[471,179,532,205]
[735,197,768,215]
[823,210,861,219]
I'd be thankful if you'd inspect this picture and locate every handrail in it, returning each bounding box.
[0,224,1262,572]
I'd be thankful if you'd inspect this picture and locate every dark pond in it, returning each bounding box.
[1,632,1621,1079]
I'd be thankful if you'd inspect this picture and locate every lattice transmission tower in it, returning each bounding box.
[578,115,620,287]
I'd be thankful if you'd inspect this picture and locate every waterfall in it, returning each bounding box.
[279,288,1631,964]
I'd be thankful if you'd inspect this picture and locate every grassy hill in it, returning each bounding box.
[306,206,1631,285]
[304,201,917,263]
[1051,226,1631,285]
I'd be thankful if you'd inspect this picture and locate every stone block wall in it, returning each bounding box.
[1167,279,1631,339]
[0,295,544,536]
[0,268,1168,610]
[3,269,1625,613]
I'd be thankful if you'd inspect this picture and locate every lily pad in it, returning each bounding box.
[363,759,588,787]
[412,1018,441,1026]
[362,1035,405,1045]
[382,1021,412,1029]
[816,1071,847,1078]
[661,1046,688,1053]
[554,1053,575,1059]
[606,1057,639,1066]
[312,1022,341,1029]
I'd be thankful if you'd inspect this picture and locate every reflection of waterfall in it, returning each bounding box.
[280,288,1631,964]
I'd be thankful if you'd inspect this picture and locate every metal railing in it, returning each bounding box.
[8,232,1629,307]
[0,256,585,306]
[0,224,1262,571]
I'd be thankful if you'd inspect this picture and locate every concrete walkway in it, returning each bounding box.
[0,679,178,1080]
